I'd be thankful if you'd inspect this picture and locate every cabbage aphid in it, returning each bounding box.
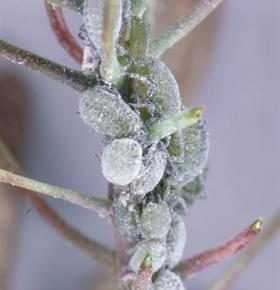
[112,197,141,242]
[168,121,209,187]
[134,58,182,120]
[129,239,167,273]
[79,86,142,138]
[140,202,171,240]
[101,138,143,186]
[130,150,167,196]
[166,214,186,268]
[154,270,185,290]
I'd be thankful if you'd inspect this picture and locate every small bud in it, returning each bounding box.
[129,240,167,273]
[154,270,185,290]
[101,139,143,185]
[130,150,167,196]
[147,107,203,141]
[141,202,171,240]
[79,86,142,138]
[166,214,186,268]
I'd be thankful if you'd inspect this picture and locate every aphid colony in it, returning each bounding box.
[77,0,210,288]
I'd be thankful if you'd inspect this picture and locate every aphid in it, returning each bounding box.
[131,0,148,18]
[129,239,167,273]
[101,138,143,185]
[180,170,207,207]
[112,196,141,242]
[133,58,182,120]
[166,214,186,268]
[83,0,122,54]
[130,150,167,196]
[154,270,185,290]
[140,202,171,240]
[168,121,209,187]
[79,86,142,138]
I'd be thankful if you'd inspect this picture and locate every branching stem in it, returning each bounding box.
[45,2,83,64]
[0,39,93,92]
[0,168,111,218]
[149,0,225,57]
[206,210,280,290]
[175,218,264,280]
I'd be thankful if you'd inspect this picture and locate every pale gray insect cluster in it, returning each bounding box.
[74,0,209,288]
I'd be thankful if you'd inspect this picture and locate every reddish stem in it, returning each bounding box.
[45,2,83,64]
[175,218,264,279]
[135,259,153,290]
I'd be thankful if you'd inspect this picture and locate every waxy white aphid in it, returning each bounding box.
[166,214,186,268]
[131,0,148,18]
[180,171,207,207]
[112,197,141,242]
[154,270,185,290]
[168,121,209,187]
[83,0,123,54]
[130,150,167,196]
[79,86,142,138]
[140,202,171,240]
[129,240,167,273]
[101,139,143,185]
[137,58,182,120]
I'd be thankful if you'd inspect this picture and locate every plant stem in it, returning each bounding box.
[45,2,83,64]
[149,0,225,57]
[135,257,153,290]
[0,139,116,272]
[206,210,280,290]
[101,0,123,83]
[0,168,112,218]
[0,39,94,92]
[46,0,84,13]
[174,218,264,280]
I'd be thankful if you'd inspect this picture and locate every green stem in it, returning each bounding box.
[101,0,123,83]
[46,0,84,13]
[147,107,203,141]
[0,39,94,92]
[0,168,111,218]
[206,211,280,290]
[149,0,225,57]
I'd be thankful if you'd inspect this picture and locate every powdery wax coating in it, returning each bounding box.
[140,202,171,240]
[101,139,143,186]
[137,58,181,120]
[130,150,167,196]
[154,270,185,290]
[83,0,122,53]
[112,198,140,242]
[79,86,142,138]
[129,240,167,273]
[166,214,186,268]
[169,121,209,187]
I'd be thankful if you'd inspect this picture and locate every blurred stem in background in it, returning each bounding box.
[0,72,27,290]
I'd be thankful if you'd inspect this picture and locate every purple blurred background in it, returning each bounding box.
[0,1,279,289]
